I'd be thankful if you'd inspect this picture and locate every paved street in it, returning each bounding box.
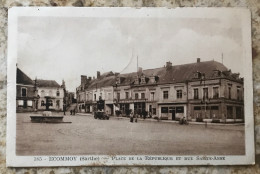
[16,112,245,156]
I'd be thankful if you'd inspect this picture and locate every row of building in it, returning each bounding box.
[16,67,75,112]
[76,58,244,123]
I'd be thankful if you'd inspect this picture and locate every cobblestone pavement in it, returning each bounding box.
[16,112,245,156]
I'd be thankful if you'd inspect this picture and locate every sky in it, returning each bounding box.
[17,12,244,92]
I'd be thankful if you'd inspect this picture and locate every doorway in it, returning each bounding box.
[171,110,176,120]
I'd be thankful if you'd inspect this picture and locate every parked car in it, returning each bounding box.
[94,111,109,120]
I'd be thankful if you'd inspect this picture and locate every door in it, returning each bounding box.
[172,110,176,120]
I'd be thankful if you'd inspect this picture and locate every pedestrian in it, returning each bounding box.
[130,111,133,123]
[73,109,76,115]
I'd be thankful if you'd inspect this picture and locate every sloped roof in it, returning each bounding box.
[158,60,228,84]
[17,68,34,85]
[37,79,61,88]
[83,60,238,90]
[87,75,116,90]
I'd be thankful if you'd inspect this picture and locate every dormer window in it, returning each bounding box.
[213,70,221,77]
[140,76,148,84]
[193,71,201,79]
[134,77,140,85]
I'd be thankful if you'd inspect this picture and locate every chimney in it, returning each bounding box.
[137,67,143,76]
[166,61,172,71]
[81,75,87,87]
[88,77,92,81]
[197,58,201,63]
[97,71,101,79]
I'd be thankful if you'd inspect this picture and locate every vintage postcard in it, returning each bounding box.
[7,7,254,166]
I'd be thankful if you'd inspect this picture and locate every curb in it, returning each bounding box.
[75,113,244,126]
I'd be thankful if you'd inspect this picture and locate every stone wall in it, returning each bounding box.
[1,0,260,173]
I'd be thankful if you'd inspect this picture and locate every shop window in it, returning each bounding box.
[21,87,27,97]
[176,106,184,113]
[213,87,219,99]
[236,107,242,119]
[161,107,168,113]
[194,106,201,110]
[211,106,219,110]
[163,91,168,99]
[177,90,182,99]
[227,106,233,119]
[194,88,199,99]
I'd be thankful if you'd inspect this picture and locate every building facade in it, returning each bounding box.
[76,59,244,123]
[16,68,37,112]
[37,80,64,111]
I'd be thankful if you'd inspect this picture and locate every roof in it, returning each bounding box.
[81,60,241,91]
[17,68,34,85]
[37,79,61,88]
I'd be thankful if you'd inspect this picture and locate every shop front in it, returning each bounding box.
[158,104,186,120]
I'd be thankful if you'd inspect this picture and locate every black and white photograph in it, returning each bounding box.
[7,7,254,166]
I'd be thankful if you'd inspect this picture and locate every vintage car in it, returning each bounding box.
[94,111,109,120]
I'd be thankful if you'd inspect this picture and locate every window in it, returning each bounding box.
[125,92,129,99]
[237,88,240,100]
[194,88,199,99]
[100,93,102,99]
[141,93,145,99]
[135,93,139,99]
[150,92,155,101]
[117,93,120,100]
[213,87,219,99]
[27,100,32,107]
[228,87,231,99]
[176,106,184,113]
[194,106,201,110]
[161,107,168,113]
[163,91,168,99]
[203,88,208,100]
[21,87,27,97]
[177,90,182,99]
[49,90,53,96]
[94,94,96,101]
[56,90,60,96]
[41,100,45,106]
[86,94,89,101]
[56,100,60,108]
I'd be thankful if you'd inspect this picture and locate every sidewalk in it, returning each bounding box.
[75,112,244,126]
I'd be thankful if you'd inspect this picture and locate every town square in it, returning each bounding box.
[16,112,245,156]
